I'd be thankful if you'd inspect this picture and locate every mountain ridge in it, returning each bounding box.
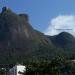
[0,7,75,63]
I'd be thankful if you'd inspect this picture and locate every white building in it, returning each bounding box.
[9,64,26,75]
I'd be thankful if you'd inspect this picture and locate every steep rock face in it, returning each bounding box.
[0,7,52,58]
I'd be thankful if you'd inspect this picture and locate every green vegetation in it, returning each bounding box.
[0,56,75,75]
[23,56,75,75]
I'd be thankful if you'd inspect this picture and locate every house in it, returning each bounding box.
[9,64,26,75]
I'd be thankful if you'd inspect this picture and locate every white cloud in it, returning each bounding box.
[44,15,75,36]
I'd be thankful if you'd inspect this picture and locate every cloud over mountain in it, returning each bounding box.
[44,15,75,36]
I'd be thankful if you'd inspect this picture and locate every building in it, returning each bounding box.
[9,64,26,75]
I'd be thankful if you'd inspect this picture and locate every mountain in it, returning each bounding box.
[0,7,54,63]
[47,32,75,58]
[48,32,75,48]
[0,7,75,64]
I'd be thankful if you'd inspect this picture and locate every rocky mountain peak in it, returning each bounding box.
[2,6,11,13]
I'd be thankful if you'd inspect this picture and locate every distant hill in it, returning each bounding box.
[48,32,75,47]
[0,7,75,64]
[47,32,75,58]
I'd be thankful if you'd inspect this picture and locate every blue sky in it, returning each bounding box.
[0,0,75,36]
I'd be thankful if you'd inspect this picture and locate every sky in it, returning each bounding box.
[0,0,75,36]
